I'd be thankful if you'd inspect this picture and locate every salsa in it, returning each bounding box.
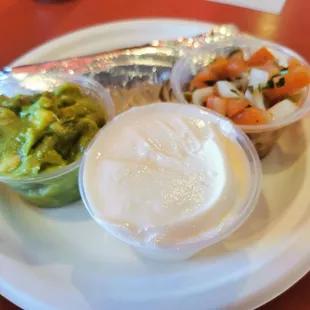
[187,47,310,125]
[0,82,107,207]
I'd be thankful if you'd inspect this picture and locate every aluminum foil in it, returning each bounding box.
[1,24,240,114]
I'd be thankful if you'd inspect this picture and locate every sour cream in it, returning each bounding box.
[81,103,252,250]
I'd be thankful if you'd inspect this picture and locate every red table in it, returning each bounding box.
[0,0,309,309]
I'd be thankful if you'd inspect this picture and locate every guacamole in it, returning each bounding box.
[0,82,107,207]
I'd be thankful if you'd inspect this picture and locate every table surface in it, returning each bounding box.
[0,0,309,309]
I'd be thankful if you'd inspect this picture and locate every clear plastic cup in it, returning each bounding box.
[0,73,115,207]
[79,103,262,261]
[170,37,310,158]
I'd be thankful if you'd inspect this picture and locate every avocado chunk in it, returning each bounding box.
[0,82,108,207]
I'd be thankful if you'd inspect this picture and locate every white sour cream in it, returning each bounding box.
[82,103,251,248]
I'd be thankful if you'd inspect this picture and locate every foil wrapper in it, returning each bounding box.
[1,24,240,114]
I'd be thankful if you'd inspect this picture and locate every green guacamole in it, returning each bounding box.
[0,82,107,207]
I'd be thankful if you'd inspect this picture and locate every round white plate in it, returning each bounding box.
[1,19,310,310]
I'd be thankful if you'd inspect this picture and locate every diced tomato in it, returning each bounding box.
[226,98,250,118]
[205,95,227,116]
[207,56,228,80]
[288,58,301,71]
[264,66,310,100]
[189,69,217,91]
[227,51,248,79]
[257,60,280,78]
[231,107,266,125]
[247,47,275,67]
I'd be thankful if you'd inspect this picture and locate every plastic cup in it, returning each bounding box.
[0,73,115,207]
[170,37,310,158]
[79,103,262,261]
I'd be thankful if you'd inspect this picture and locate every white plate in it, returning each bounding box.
[1,19,310,310]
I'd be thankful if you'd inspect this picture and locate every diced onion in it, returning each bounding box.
[248,68,269,89]
[245,88,266,111]
[192,87,214,106]
[267,99,298,122]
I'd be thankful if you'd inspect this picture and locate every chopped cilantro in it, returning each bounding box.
[266,79,275,89]
[204,80,216,86]
[279,68,288,75]
[276,77,285,88]
[230,89,239,95]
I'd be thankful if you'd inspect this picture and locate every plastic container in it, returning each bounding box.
[79,103,262,261]
[0,73,115,207]
[170,36,310,158]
